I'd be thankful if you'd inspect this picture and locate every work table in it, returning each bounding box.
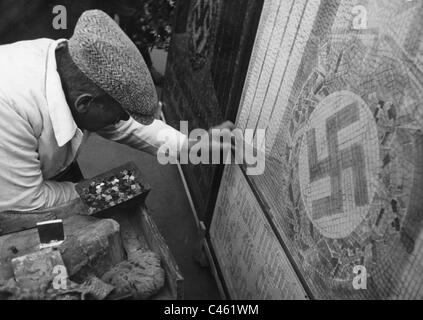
[0,199,184,299]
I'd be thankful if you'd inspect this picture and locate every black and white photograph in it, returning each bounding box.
[0,0,422,310]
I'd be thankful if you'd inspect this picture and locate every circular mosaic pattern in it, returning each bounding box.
[298,91,380,239]
[283,34,422,289]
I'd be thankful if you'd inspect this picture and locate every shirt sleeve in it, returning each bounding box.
[0,99,79,212]
[97,118,188,157]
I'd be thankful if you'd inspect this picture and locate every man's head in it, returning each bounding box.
[57,10,158,131]
[56,41,130,132]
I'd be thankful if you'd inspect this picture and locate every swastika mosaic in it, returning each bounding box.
[299,91,380,239]
[242,0,423,299]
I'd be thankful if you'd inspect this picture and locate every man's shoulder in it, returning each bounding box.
[0,38,56,130]
[1,38,55,71]
[0,38,55,95]
[0,38,55,60]
[0,38,54,50]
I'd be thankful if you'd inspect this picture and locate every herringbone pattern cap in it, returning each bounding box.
[68,10,157,125]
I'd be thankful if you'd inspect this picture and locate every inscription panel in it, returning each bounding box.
[210,165,307,300]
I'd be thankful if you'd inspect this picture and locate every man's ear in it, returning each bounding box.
[74,94,93,114]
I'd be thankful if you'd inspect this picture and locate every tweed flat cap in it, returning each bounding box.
[68,10,157,125]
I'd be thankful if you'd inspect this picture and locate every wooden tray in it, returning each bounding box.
[75,162,151,218]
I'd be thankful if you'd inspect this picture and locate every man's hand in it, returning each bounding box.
[187,121,237,163]
[208,120,237,153]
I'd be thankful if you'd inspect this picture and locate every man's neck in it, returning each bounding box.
[55,45,80,124]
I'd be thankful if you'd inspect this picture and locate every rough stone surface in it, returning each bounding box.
[12,249,65,287]
[101,250,165,299]
[0,276,115,300]
[59,219,125,281]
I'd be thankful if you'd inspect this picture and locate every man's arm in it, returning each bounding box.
[0,101,78,212]
[97,117,237,162]
[97,117,187,157]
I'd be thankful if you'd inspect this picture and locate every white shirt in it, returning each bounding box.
[0,38,186,212]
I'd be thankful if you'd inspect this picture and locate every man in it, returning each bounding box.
[0,10,234,212]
